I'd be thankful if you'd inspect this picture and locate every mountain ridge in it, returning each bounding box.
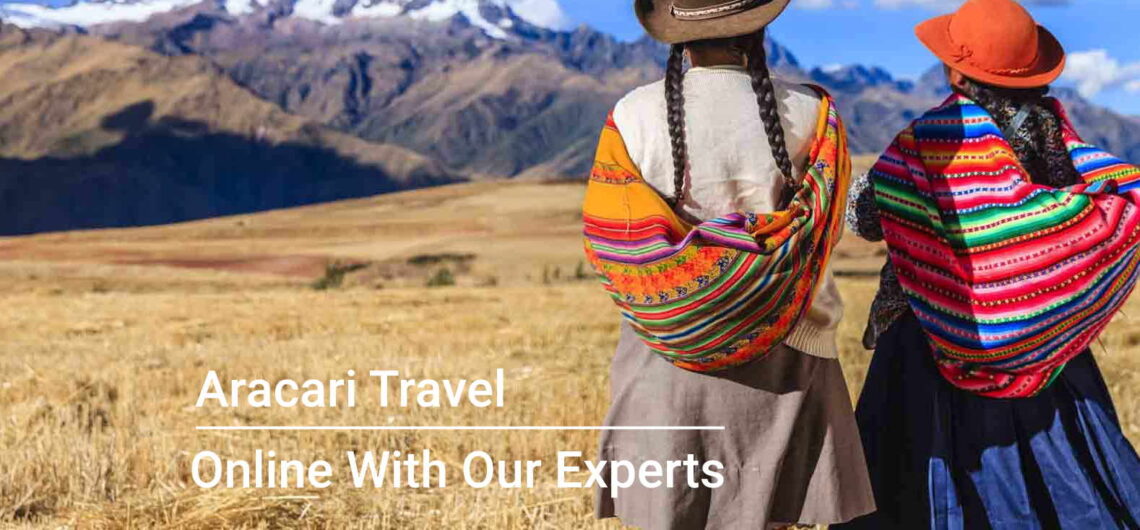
[0,23,461,235]
[5,0,1139,166]
[4,0,1140,236]
[0,0,571,36]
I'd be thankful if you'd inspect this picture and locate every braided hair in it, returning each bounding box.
[663,29,797,207]
[957,80,1082,188]
[665,44,689,207]
[742,31,796,202]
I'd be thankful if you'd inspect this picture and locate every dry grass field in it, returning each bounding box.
[2,179,1139,528]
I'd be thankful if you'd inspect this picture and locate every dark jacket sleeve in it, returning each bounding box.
[846,171,883,242]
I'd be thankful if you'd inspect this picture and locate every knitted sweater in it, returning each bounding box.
[610,66,843,359]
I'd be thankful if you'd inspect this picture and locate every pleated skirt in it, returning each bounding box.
[595,323,876,529]
[836,314,1140,529]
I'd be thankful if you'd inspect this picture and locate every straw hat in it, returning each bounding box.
[916,0,1065,88]
[635,0,792,44]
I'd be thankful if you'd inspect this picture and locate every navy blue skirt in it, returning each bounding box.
[836,314,1140,529]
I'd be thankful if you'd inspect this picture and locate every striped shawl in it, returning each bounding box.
[583,90,850,372]
[873,93,1140,398]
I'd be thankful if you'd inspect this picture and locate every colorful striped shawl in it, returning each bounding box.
[582,90,850,372]
[873,93,1140,398]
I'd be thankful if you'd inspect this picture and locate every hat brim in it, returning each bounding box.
[636,0,792,44]
[916,14,1066,89]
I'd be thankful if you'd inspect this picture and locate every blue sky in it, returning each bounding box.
[562,0,1140,115]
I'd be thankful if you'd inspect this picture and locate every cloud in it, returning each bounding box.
[795,0,857,9]
[504,0,571,29]
[1062,49,1140,98]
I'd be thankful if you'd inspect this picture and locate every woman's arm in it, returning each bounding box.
[846,171,883,242]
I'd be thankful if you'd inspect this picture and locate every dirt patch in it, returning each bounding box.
[114,255,329,278]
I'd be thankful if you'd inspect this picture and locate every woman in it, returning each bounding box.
[839,0,1140,527]
[582,0,875,527]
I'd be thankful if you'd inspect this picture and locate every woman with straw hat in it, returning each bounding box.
[839,0,1140,527]
[582,0,875,527]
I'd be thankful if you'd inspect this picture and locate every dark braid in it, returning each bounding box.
[743,30,796,204]
[958,80,1083,187]
[663,31,796,208]
[664,43,689,206]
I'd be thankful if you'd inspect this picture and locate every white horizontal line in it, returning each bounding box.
[197,426,725,431]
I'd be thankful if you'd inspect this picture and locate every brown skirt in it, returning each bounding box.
[596,323,875,529]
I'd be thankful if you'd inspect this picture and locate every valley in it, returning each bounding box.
[1,180,1139,528]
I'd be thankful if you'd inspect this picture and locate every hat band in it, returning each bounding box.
[671,0,764,21]
[945,25,1040,77]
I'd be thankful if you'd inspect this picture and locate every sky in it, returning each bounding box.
[560,0,1140,115]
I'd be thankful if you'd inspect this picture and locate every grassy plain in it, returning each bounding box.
[2,179,1138,528]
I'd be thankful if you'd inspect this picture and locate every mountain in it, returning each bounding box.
[0,24,459,235]
[0,0,571,36]
[75,0,665,179]
[5,0,1140,167]
[811,64,914,94]
[4,0,1140,235]
[2,0,804,179]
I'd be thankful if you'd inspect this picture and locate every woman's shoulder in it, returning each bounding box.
[613,80,667,119]
[610,80,668,141]
[763,78,826,140]
[613,75,820,112]
[771,76,823,118]
[772,77,822,101]
[609,74,823,133]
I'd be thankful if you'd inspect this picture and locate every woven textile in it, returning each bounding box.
[582,89,849,372]
[873,93,1140,398]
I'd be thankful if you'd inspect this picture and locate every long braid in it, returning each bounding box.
[664,44,688,207]
[743,31,796,204]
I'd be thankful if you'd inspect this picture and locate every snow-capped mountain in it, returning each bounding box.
[0,0,203,27]
[4,3,1140,235]
[0,0,571,38]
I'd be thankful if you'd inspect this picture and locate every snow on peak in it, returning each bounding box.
[0,0,573,38]
[403,0,513,38]
[339,0,572,36]
[291,0,342,24]
[0,0,202,28]
[499,0,567,29]
[225,0,263,16]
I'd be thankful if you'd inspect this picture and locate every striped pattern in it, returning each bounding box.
[874,94,1140,398]
[582,90,849,372]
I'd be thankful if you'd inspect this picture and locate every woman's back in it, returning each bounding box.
[589,7,875,525]
[612,66,821,220]
[610,67,843,360]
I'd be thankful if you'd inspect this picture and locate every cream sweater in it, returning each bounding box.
[611,66,843,359]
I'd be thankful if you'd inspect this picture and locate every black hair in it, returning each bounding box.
[664,29,796,207]
[957,80,1082,187]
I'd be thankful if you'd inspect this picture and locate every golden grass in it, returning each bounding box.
[2,180,1139,528]
[4,275,1139,528]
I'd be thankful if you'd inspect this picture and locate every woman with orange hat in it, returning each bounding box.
[581,0,875,527]
[839,0,1140,527]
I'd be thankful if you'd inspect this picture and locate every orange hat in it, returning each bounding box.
[916,0,1065,89]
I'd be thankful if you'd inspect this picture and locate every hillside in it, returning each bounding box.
[0,24,460,235]
[0,171,884,295]
[90,4,665,179]
[2,179,1139,530]
[84,1,1140,175]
